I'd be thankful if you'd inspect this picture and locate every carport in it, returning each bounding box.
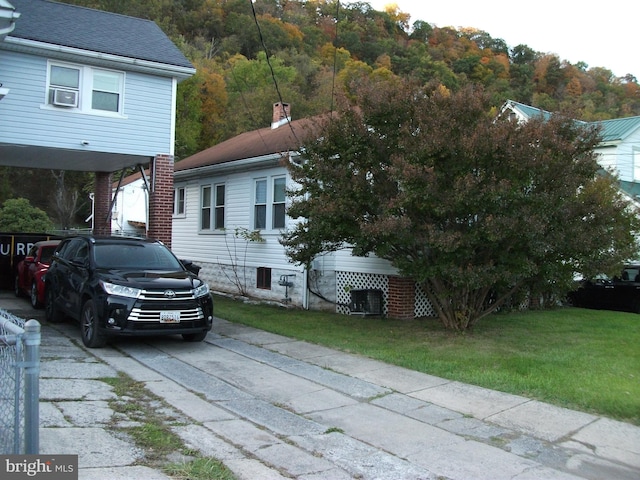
[0,0,195,246]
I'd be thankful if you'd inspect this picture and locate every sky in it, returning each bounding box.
[362,0,639,79]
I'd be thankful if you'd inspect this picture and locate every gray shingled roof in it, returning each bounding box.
[8,0,193,69]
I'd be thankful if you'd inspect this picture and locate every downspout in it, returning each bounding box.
[0,1,20,41]
[302,265,309,310]
[137,164,151,237]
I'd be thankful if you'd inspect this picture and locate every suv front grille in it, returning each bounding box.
[139,289,195,301]
[127,288,204,322]
[128,306,204,322]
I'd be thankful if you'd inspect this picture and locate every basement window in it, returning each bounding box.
[257,267,271,289]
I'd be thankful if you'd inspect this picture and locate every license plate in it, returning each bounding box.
[160,311,180,323]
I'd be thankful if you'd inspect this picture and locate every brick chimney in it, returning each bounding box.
[271,102,291,129]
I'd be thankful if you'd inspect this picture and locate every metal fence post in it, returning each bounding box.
[23,319,40,454]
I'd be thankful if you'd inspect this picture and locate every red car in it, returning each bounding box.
[14,240,60,308]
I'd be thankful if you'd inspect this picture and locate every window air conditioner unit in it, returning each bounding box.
[51,88,78,107]
[349,289,383,316]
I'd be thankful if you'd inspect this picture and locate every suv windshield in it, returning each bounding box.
[93,243,183,270]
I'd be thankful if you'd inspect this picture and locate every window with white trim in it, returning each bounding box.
[634,150,640,182]
[173,187,185,216]
[47,62,124,114]
[253,176,287,231]
[200,183,225,230]
[201,185,212,230]
[272,177,286,229]
[214,184,225,229]
[254,179,267,230]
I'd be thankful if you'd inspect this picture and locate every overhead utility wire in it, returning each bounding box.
[248,0,300,147]
[330,1,340,116]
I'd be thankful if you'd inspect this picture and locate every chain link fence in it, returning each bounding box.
[0,310,40,454]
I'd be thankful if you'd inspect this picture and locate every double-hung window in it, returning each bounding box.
[272,177,286,229]
[47,62,124,115]
[92,70,122,112]
[215,184,225,229]
[254,179,267,230]
[173,187,185,216]
[200,184,225,231]
[201,186,212,230]
[253,176,287,230]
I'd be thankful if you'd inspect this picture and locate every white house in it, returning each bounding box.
[111,170,149,237]
[501,100,640,201]
[0,0,194,245]
[170,103,426,319]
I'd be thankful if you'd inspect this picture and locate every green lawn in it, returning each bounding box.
[212,295,640,425]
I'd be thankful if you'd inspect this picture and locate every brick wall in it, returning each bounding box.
[387,276,415,320]
[93,171,112,235]
[148,154,174,247]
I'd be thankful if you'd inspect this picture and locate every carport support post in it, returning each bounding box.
[93,171,113,235]
[148,154,174,247]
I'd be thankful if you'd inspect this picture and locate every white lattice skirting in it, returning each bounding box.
[336,272,435,318]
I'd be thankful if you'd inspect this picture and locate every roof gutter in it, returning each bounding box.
[1,36,196,79]
[174,152,297,182]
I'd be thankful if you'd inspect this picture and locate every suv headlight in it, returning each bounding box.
[100,281,141,299]
[192,283,210,298]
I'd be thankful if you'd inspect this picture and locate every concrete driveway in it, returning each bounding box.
[2,291,639,480]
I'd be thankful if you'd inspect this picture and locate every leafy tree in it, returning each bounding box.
[0,198,53,233]
[0,167,11,205]
[282,81,639,330]
[223,52,300,133]
[51,170,82,230]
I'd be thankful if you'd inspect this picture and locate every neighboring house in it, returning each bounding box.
[171,103,429,319]
[0,0,195,245]
[501,100,640,201]
[111,169,149,237]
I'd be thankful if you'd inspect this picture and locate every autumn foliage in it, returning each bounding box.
[282,82,640,330]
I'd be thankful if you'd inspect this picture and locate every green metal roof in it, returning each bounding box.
[596,116,640,143]
[504,100,640,144]
[505,100,553,121]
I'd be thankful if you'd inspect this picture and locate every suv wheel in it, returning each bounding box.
[45,288,63,323]
[81,299,106,348]
[182,331,208,342]
[30,282,41,309]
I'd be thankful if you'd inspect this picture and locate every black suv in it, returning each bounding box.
[45,235,213,348]
[569,264,640,313]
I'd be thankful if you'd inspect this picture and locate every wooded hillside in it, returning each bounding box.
[61,0,640,159]
[2,0,638,227]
